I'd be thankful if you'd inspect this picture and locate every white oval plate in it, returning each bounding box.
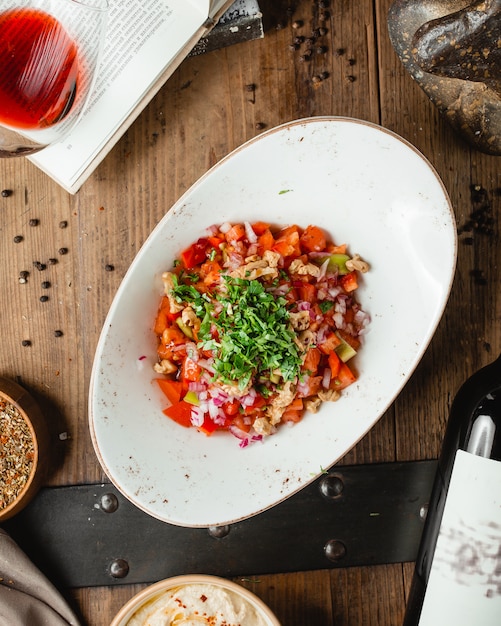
[89,117,457,527]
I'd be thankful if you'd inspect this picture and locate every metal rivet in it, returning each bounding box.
[109,558,129,578]
[319,474,344,499]
[100,493,119,513]
[324,539,347,562]
[419,503,429,521]
[208,525,231,538]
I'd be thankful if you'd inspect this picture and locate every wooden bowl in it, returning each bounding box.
[0,377,50,521]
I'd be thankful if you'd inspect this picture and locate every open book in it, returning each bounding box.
[29,0,260,194]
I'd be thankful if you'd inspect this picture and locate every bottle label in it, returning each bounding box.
[419,449,501,624]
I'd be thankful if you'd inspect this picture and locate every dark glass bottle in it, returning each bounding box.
[403,354,501,625]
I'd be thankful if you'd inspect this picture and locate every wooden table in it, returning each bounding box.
[1,0,499,624]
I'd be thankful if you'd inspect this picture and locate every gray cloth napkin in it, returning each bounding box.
[0,529,81,626]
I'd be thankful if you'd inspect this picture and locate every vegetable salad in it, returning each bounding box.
[153,222,370,446]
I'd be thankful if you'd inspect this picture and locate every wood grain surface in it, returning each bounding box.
[0,0,500,624]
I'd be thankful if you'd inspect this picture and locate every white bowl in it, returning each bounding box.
[110,574,281,626]
[89,116,457,527]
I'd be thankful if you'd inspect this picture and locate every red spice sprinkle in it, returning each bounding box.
[200,594,208,602]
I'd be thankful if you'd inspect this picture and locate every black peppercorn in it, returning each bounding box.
[54,330,63,337]
[39,295,49,302]
[21,339,31,347]
[1,189,13,197]
[59,220,68,228]
[19,270,29,284]
[13,235,23,243]
[105,264,114,272]
[41,281,51,289]
[58,247,68,255]
[29,218,39,227]
[48,258,58,265]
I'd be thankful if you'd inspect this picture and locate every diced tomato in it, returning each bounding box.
[332,362,357,390]
[154,296,179,335]
[318,331,342,354]
[272,226,301,258]
[198,415,218,435]
[162,400,193,427]
[337,328,361,351]
[328,243,347,254]
[276,224,300,239]
[257,228,275,253]
[243,393,267,415]
[200,259,222,285]
[224,223,246,242]
[299,225,327,253]
[155,378,182,404]
[297,375,322,398]
[251,221,271,235]
[328,351,341,378]
[223,401,239,416]
[340,271,358,292]
[157,343,175,360]
[288,397,304,411]
[281,409,303,423]
[207,235,224,249]
[181,357,201,382]
[303,347,321,374]
[298,282,316,303]
[231,414,251,433]
[180,238,208,269]
[251,393,267,409]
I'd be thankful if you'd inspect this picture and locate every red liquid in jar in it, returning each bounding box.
[0,8,79,130]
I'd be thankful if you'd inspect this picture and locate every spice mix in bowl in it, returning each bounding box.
[0,377,50,521]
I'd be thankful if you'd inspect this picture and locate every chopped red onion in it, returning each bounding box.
[247,243,258,256]
[188,381,206,393]
[198,358,215,374]
[206,224,220,236]
[229,424,249,440]
[244,221,258,244]
[317,258,330,280]
[219,222,232,233]
[208,401,221,420]
[190,406,205,427]
[322,368,332,389]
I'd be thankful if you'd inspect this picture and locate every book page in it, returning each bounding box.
[29,0,212,192]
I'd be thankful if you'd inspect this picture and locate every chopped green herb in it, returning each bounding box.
[172,275,302,389]
[319,300,334,313]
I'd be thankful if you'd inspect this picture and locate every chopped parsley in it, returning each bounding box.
[172,275,302,389]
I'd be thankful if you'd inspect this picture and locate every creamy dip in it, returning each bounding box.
[126,583,268,626]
